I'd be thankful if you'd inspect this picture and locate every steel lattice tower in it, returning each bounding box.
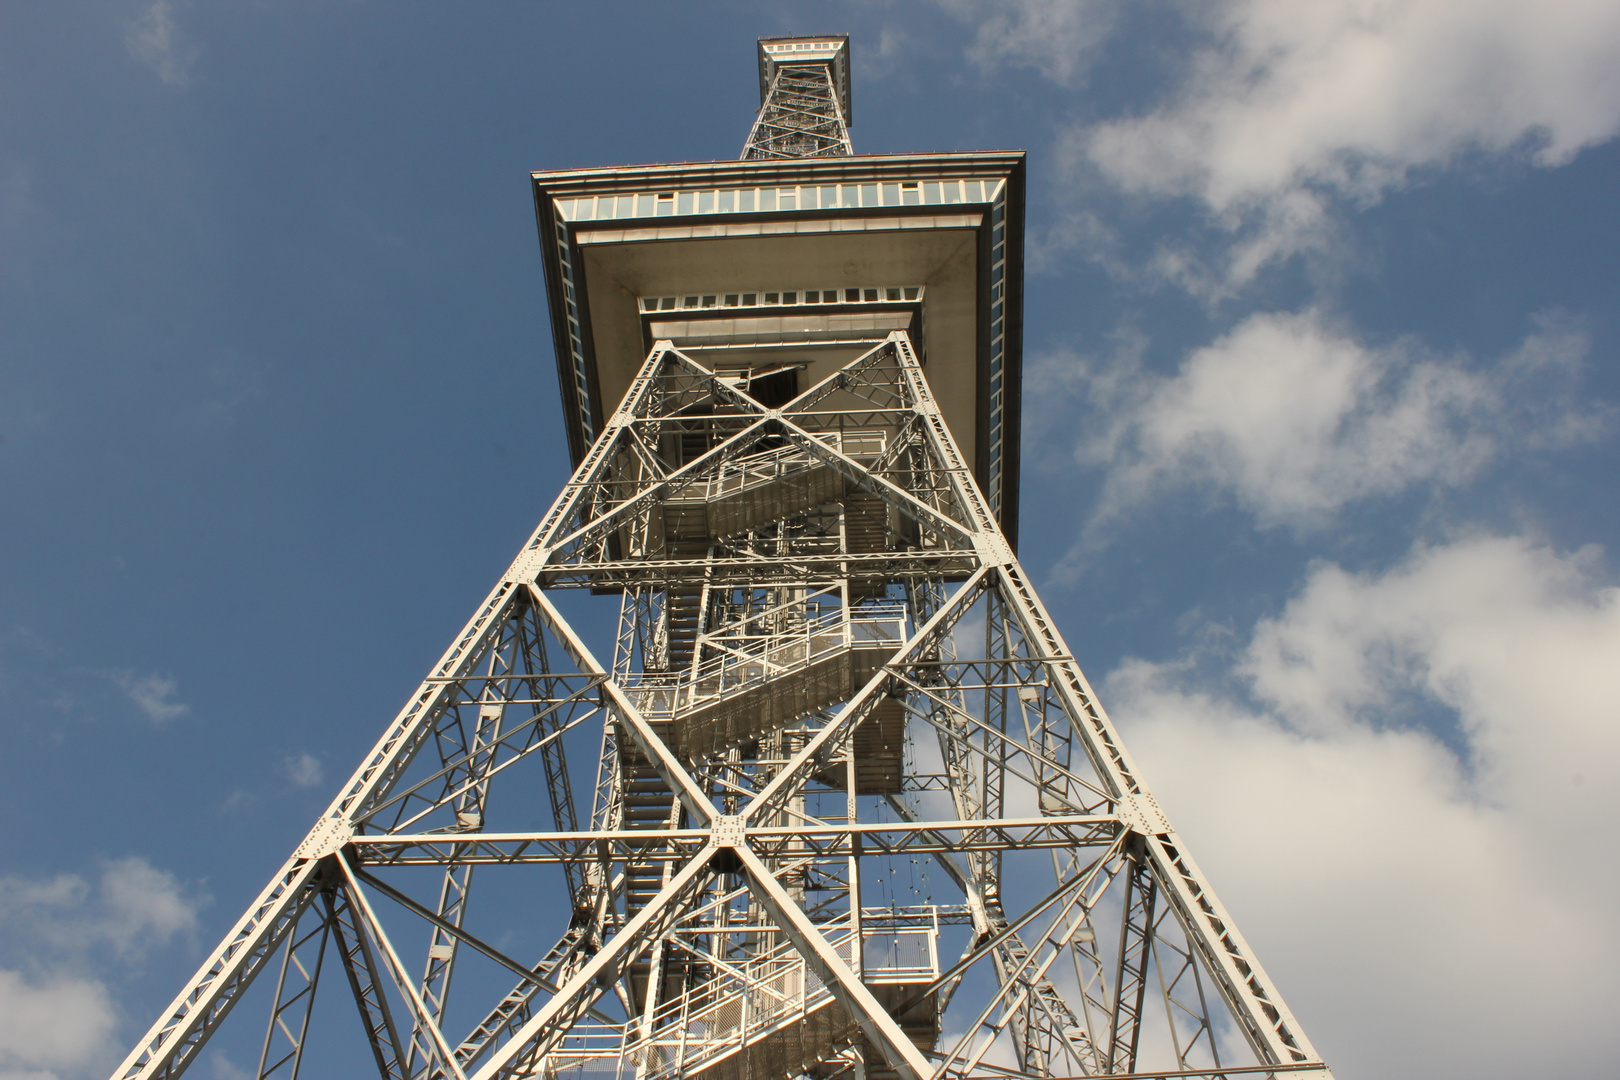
[113,35,1335,1080]
[743,39,853,159]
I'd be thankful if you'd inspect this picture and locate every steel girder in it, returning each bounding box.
[113,334,1331,1080]
[743,61,852,159]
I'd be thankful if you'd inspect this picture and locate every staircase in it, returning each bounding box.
[600,425,934,1076]
[660,541,709,674]
[619,932,941,1080]
[839,982,941,1080]
[843,489,889,554]
[817,697,906,795]
[844,488,892,603]
[617,751,681,1012]
[453,921,593,1071]
[671,607,905,761]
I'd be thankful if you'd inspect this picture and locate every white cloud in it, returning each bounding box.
[1072,0,1620,287]
[109,671,188,725]
[1104,532,1620,1078]
[0,858,198,1080]
[94,858,201,957]
[0,857,201,963]
[208,1052,252,1080]
[125,1,200,89]
[0,969,119,1080]
[936,0,1120,86]
[1051,310,1607,536]
[284,752,323,789]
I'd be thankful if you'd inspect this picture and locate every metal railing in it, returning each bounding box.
[614,910,943,1080]
[621,601,907,721]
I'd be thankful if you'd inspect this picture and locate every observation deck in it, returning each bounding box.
[532,150,1026,542]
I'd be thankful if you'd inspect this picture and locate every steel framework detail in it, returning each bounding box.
[744,60,851,159]
[112,334,1333,1080]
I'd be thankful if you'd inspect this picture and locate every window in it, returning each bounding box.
[644,286,923,314]
[656,193,674,216]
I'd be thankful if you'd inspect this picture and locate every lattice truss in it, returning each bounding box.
[743,61,852,159]
[113,335,1334,1080]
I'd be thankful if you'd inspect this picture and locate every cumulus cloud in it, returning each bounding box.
[208,1053,253,1080]
[1069,0,1620,288]
[937,0,1120,86]
[125,0,201,88]
[109,671,188,725]
[1104,533,1620,1078]
[1046,310,1608,538]
[0,969,119,1080]
[284,752,323,789]
[0,857,200,963]
[0,858,201,1080]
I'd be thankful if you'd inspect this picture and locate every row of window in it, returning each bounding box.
[640,286,923,313]
[763,41,842,54]
[553,219,593,441]
[555,177,1003,222]
[985,185,1010,523]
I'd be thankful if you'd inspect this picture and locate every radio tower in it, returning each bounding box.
[113,36,1334,1080]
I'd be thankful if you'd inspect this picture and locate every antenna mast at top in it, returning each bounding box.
[743,35,852,158]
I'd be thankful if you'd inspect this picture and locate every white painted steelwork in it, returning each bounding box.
[745,36,853,160]
[111,36,1334,1080]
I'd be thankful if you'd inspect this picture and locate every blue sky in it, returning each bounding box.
[2,2,1618,1078]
